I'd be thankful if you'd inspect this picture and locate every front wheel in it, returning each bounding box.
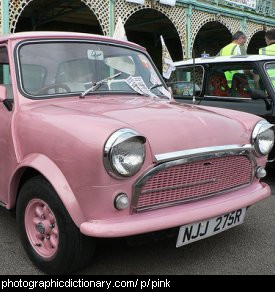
[16,176,95,274]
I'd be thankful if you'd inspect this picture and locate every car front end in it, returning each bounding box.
[79,117,273,239]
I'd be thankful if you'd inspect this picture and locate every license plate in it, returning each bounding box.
[176,208,246,248]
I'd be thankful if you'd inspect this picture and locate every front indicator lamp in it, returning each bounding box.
[256,167,267,179]
[114,193,129,210]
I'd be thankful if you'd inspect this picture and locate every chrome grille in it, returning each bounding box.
[133,152,254,213]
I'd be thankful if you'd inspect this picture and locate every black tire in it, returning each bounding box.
[16,176,95,275]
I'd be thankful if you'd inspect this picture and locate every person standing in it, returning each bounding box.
[217,31,247,88]
[218,31,247,56]
[259,29,275,55]
[259,29,275,87]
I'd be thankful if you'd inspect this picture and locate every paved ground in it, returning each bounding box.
[0,173,274,275]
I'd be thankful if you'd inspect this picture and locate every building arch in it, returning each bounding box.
[247,30,266,54]
[245,21,264,48]
[190,10,242,55]
[115,0,186,59]
[124,8,183,72]
[193,21,232,57]
[190,10,218,52]
[9,0,109,35]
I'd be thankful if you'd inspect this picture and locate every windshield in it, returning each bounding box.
[265,62,275,90]
[17,41,169,99]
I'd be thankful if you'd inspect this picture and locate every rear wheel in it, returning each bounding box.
[16,176,95,274]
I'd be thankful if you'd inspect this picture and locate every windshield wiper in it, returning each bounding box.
[149,83,164,90]
[79,72,122,98]
[149,83,171,99]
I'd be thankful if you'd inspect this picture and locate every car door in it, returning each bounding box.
[0,45,17,206]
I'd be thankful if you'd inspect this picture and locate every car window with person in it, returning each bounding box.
[169,60,268,100]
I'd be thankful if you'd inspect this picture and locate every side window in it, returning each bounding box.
[0,47,13,99]
[207,64,268,99]
[168,66,204,98]
[264,62,275,89]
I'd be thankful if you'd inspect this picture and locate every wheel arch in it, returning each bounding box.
[8,153,85,227]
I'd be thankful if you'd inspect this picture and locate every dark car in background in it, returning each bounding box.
[169,55,275,162]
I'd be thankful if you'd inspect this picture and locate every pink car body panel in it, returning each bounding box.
[0,32,271,238]
[80,181,270,237]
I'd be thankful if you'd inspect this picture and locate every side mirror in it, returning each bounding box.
[0,85,7,102]
[191,84,201,97]
[250,89,272,111]
[194,88,201,97]
[250,89,266,100]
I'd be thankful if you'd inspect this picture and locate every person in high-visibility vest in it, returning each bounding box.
[217,31,247,87]
[218,31,247,57]
[259,29,275,87]
[259,29,275,55]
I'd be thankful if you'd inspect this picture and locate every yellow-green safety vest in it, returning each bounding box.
[218,43,239,87]
[219,43,239,56]
[259,44,275,56]
[259,44,275,87]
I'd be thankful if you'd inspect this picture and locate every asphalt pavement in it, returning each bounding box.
[0,174,274,275]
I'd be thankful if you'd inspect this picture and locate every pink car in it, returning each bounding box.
[0,32,273,274]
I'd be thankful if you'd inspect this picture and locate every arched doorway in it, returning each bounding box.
[247,31,266,54]
[125,9,182,73]
[193,22,232,57]
[15,0,103,34]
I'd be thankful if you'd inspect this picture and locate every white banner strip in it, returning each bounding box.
[225,0,257,9]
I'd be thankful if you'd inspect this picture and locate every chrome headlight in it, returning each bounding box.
[104,129,146,178]
[252,120,274,156]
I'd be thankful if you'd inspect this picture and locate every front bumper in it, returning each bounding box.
[80,181,270,238]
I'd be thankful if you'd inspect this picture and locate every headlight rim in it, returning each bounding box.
[104,128,146,179]
[252,120,274,156]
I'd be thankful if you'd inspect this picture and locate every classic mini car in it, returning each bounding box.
[0,32,273,274]
[169,55,275,160]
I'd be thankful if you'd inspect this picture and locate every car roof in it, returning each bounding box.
[0,31,145,51]
[174,55,275,66]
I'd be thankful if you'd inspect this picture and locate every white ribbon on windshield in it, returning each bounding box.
[126,76,158,98]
